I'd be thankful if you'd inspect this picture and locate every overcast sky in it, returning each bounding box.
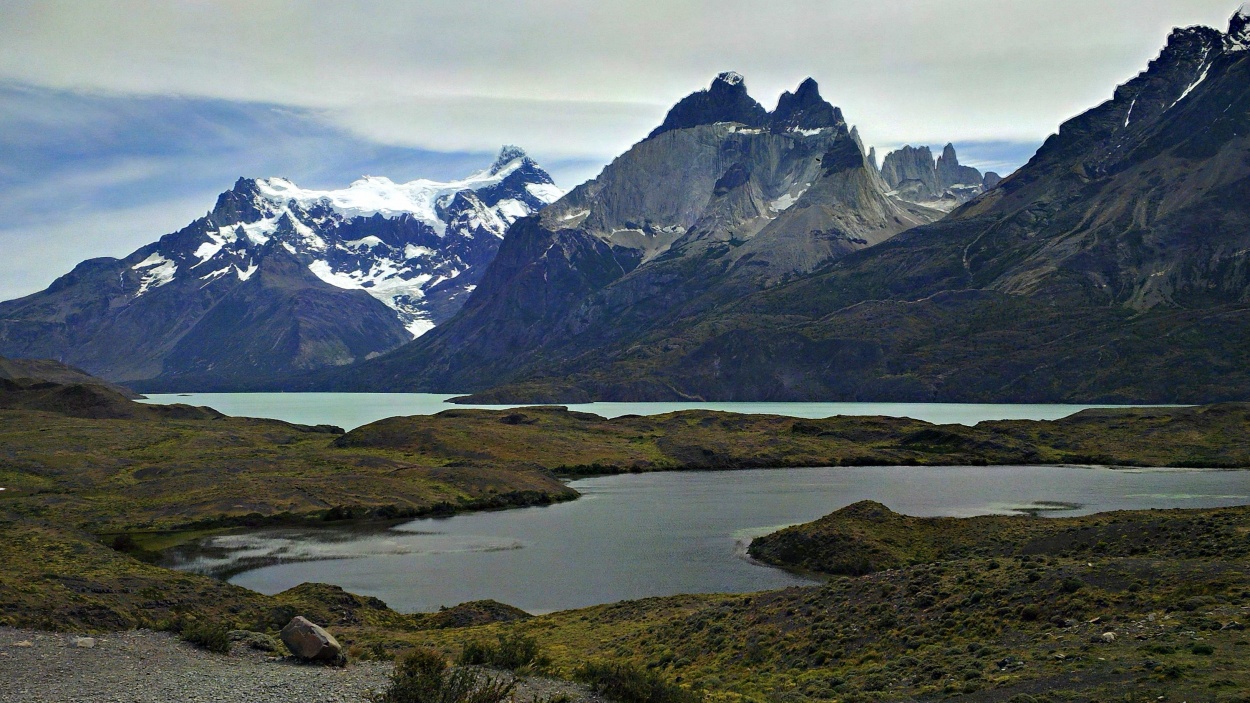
[0,0,1241,300]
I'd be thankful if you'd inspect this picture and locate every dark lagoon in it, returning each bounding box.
[167,465,1250,614]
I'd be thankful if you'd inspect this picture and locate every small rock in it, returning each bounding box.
[280,616,341,662]
[1100,632,1117,643]
[73,637,96,649]
[1221,621,1245,631]
[13,641,32,648]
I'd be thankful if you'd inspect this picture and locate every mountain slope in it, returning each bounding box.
[311,73,942,394]
[451,11,1250,403]
[0,147,560,388]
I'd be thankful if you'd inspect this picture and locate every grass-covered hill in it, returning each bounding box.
[748,500,1250,575]
[0,391,575,535]
[336,403,1250,473]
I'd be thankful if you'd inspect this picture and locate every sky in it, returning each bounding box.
[0,0,1241,301]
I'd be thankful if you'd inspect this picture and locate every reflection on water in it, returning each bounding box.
[166,528,523,580]
[167,465,1250,615]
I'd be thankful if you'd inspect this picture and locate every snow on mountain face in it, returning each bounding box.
[145,146,561,338]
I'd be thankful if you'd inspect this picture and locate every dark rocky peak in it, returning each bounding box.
[210,177,267,226]
[475,158,557,210]
[935,143,983,189]
[770,77,844,132]
[1228,5,1250,50]
[490,145,532,175]
[1022,20,1225,180]
[867,146,878,171]
[647,71,769,139]
[982,171,1002,190]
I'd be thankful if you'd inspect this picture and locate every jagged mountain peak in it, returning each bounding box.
[490,144,531,174]
[648,71,769,139]
[880,143,985,210]
[649,73,854,141]
[772,77,844,132]
[1228,4,1250,49]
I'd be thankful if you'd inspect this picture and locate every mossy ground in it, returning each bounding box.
[0,408,575,534]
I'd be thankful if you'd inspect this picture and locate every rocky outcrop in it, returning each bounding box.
[982,171,1002,189]
[279,616,342,662]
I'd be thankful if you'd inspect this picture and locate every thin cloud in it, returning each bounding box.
[0,1,1238,156]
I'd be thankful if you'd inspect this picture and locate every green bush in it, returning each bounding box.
[458,633,550,674]
[1192,643,1215,655]
[177,620,232,654]
[372,648,515,703]
[573,661,701,703]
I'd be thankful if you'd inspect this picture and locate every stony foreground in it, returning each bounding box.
[0,627,597,703]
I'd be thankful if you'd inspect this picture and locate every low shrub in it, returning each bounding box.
[573,661,701,703]
[177,620,232,654]
[458,633,550,674]
[373,648,515,703]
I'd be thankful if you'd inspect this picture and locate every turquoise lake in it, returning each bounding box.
[140,392,1139,430]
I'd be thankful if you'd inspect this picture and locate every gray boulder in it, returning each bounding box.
[279,616,341,661]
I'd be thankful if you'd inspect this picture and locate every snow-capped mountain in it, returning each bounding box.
[0,146,561,389]
[142,145,560,337]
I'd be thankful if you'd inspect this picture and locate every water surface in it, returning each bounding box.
[141,392,1136,430]
[169,465,1250,614]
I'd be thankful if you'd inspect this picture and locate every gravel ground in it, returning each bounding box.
[0,628,599,703]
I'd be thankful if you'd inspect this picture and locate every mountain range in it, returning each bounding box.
[5,9,1249,404]
[0,148,560,389]
[304,9,1250,404]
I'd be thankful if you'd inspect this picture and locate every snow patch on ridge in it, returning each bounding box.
[252,154,541,238]
[132,253,177,296]
[1171,51,1213,108]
